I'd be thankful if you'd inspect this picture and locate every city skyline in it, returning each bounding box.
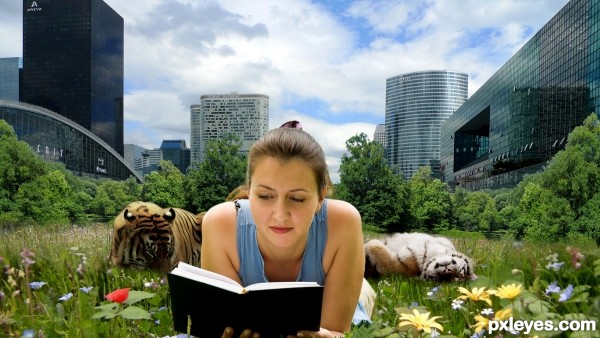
[0,0,570,182]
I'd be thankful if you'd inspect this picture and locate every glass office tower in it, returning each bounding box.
[160,140,191,174]
[0,58,21,101]
[440,0,600,190]
[386,71,468,179]
[21,0,124,155]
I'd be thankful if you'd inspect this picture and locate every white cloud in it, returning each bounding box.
[0,2,22,58]
[124,90,190,148]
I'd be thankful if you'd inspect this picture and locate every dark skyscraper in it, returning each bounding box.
[21,0,124,155]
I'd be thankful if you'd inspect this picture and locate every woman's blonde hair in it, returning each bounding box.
[246,127,332,199]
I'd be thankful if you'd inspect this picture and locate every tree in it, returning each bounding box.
[452,188,500,232]
[0,120,51,225]
[509,182,575,242]
[536,146,600,216]
[13,170,76,225]
[336,133,409,232]
[407,167,453,232]
[185,134,246,213]
[571,191,600,244]
[92,178,141,218]
[141,160,186,208]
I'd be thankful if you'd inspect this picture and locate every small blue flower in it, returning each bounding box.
[409,301,419,308]
[545,281,561,295]
[546,261,564,271]
[79,286,94,294]
[470,330,485,338]
[58,292,73,301]
[559,284,574,302]
[21,329,35,338]
[29,281,46,290]
[427,285,441,297]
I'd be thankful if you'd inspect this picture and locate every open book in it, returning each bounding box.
[167,262,324,338]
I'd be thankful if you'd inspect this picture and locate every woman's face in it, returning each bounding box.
[249,156,321,249]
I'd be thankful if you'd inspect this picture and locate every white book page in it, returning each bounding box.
[173,262,320,292]
[245,281,320,292]
[172,262,243,294]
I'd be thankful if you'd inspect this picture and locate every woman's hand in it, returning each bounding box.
[221,327,260,338]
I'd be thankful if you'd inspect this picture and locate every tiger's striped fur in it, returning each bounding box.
[110,201,203,273]
[170,207,203,269]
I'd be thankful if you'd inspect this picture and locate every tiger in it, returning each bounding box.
[364,232,477,282]
[110,201,203,273]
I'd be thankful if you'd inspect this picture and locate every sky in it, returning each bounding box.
[0,0,570,182]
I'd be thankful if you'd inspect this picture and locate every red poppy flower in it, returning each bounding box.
[105,288,130,303]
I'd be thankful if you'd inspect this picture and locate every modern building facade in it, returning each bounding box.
[0,58,20,101]
[160,140,191,173]
[385,71,468,179]
[124,143,150,177]
[20,0,124,156]
[1,100,141,182]
[373,124,386,148]
[440,0,600,190]
[190,93,269,163]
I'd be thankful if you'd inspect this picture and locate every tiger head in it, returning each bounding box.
[421,253,477,282]
[111,202,177,273]
[125,207,177,273]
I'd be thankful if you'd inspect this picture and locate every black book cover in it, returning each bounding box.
[167,272,324,338]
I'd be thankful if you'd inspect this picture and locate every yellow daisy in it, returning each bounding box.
[398,308,444,333]
[494,308,513,321]
[495,283,523,300]
[471,314,489,333]
[457,286,496,306]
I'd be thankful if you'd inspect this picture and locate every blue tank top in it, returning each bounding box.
[235,199,328,286]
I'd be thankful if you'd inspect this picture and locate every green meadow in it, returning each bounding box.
[0,225,598,338]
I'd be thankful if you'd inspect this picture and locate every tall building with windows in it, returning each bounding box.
[440,0,600,190]
[385,71,468,179]
[160,140,191,173]
[0,58,20,101]
[124,143,150,176]
[20,0,124,155]
[373,124,387,148]
[190,93,269,163]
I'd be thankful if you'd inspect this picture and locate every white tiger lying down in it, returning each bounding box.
[364,232,477,282]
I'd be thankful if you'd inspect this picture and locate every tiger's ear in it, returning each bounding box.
[164,208,176,221]
[124,209,136,221]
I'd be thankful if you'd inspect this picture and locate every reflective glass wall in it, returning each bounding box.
[0,100,141,182]
[441,0,599,190]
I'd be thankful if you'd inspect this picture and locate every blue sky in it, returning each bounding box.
[0,0,570,181]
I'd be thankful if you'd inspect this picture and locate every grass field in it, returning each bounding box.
[0,224,598,338]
